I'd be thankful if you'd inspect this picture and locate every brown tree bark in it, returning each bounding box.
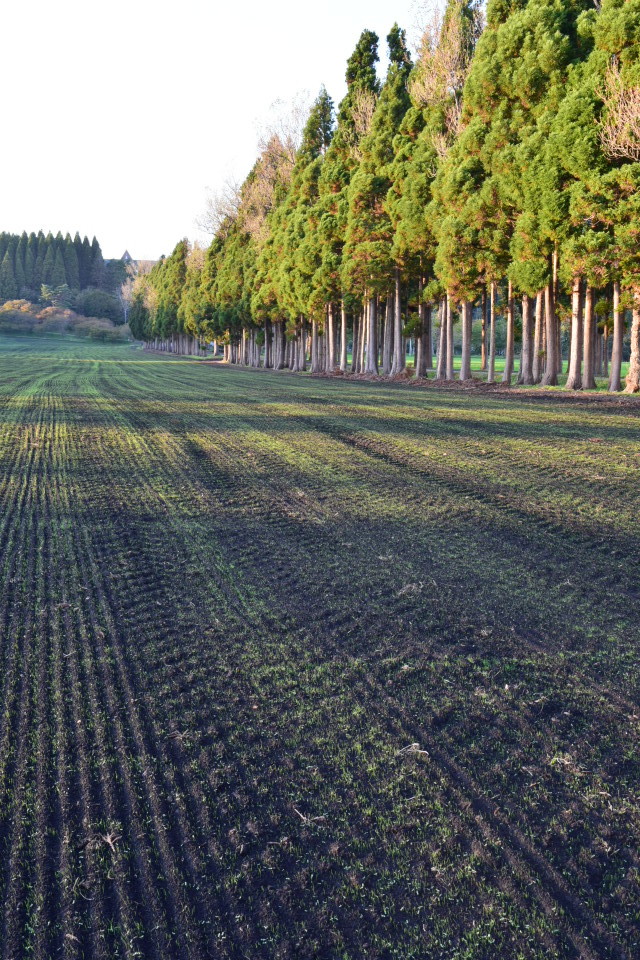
[445,293,454,380]
[326,304,335,372]
[382,293,392,375]
[565,277,583,390]
[625,292,640,393]
[426,296,433,369]
[415,302,431,378]
[340,301,348,372]
[311,320,319,372]
[391,268,405,375]
[365,296,378,374]
[541,273,558,386]
[609,280,623,392]
[459,302,472,380]
[502,281,515,384]
[488,282,497,383]
[595,331,604,377]
[436,297,447,379]
[582,286,596,389]
[480,287,488,371]
[351,314,359,373]
[300,320,307,371]
[532,290,544,383]
[519,294,534,385]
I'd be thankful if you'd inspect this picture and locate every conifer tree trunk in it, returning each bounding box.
[481,288,488,371]
[351,315,359,373]
[359,309,367,372]
[276,325,283,369]
[415,294,430,379]
[340,301,348,372]
[264,321,271,368]
[391,268,405,375]
[541,276,558,386]
[502,281,515,384]
[565,277,583,390]
[436,297,447,379]
[365,295,378,374]
[445,294,454,380]
[554,250,562,377]
[300,320,307,371]
[488,282,497,383]
[557,321,563,376]
[459,302,472,380]
[609,281,623,392]
[425,291,433,370]
[519,294,534,385]
[625,293,640,393]
[582,286,596,389]
[595,332,604,377]
[311,320,319,373]
[291,331,300,372]
[603,326,609,378]
[382,294,393,374]
[532,291,544,382]
[327,304,335,372]
[415,331,423,376]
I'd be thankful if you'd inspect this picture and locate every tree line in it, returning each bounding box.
[0,230,129,321]
[130,0,640,392]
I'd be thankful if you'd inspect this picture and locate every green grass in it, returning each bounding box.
[0,333,638,959]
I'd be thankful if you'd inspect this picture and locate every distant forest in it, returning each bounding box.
[0,231,128,322]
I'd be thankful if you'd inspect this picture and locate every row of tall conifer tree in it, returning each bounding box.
[130,0,640,392]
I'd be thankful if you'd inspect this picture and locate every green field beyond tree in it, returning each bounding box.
[1,334,639,960]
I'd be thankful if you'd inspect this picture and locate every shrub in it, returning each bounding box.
[74,288,124,324]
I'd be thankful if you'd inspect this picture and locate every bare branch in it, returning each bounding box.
[344,88,378,160]
[197,178,243,237]
[256,93,311,170]
[410,0,483,163]
[600,61,640,162]
[409,0,483,111]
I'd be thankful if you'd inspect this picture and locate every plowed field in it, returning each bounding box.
[0,334,639,960]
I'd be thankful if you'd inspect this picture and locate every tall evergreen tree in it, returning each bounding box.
[0,250,18,301]
[90,237,105,288]
[313,30,381,371]
[80,236,93,287]
[51,247,68,288]
[41,243,56,287]
[64,237,80,289]
[343,25,412,374]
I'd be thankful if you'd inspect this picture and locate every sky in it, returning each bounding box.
[2,0,426,261]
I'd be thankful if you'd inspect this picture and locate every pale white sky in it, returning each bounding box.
[2,0,424,261]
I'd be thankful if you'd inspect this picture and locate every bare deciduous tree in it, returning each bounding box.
[409,0,484,159]
[255,92,310,175]
[197,178,243,237]
[199,93,311,247]
[240,134,296,243]
[600,61,640,162]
